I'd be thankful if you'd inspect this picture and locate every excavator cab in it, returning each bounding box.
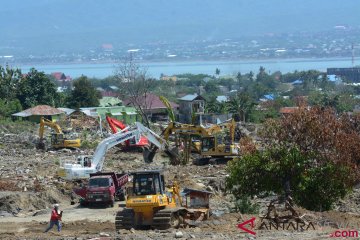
[51,133,65,146]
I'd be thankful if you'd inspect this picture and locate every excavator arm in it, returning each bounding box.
[37,117,64,150]
[135,122,179,163]
[93,128,141,171]
[106,115,127,133]
[84,122,176,171]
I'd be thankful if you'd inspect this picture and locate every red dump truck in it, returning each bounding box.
[73,172,128,207]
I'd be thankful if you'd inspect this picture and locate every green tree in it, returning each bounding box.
[0,65,23,117]
[227,92,255,122]
[215,68,220,77]
[67,76,101,108]
[17,68,59,108]
[0,99,22,118]
[236,72,242,90]
[206,96,227,114]
[0,65,22,101]
[228,106,360,211]
[226,147,354,211]
[204,80,219,94]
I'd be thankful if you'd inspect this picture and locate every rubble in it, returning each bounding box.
[0,121,359,239]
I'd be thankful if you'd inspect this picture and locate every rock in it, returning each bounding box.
[175,231,183,238]
[193,227,202,233]
[189,234,196,239]
[33,209,49,216]
[212,220,222,225]
[99,232,110,237]
[130,228,136,233]
[0,211,13,217]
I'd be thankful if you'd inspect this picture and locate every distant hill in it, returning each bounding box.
[0,0,359,54]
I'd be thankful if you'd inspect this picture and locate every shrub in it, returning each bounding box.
[226,147,355,211]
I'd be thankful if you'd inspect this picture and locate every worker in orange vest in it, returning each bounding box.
[44,204,63,232]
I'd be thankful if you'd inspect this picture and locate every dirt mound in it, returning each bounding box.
[0,189,69,215]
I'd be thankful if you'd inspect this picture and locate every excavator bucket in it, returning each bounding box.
[143,145,158,163]
[36,140,46,150]
[36,142,46,150]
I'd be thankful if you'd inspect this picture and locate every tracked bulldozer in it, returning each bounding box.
[115,170,211,230]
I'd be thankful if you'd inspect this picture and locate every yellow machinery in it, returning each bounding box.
[37,117,81,150]
[115,170,210,229]
[162,119,239,164]
[159,95,239,164]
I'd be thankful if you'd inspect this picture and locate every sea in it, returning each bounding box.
[14,57,357,79]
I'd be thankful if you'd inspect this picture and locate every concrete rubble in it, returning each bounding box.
[0,121,359,239]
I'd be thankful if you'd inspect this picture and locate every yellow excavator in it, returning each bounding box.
[37,117,81,150]
[159,95,240,164]
[162,119,239,164]
[115,170,210,229]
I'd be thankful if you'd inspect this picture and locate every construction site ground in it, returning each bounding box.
[1,124,360,239]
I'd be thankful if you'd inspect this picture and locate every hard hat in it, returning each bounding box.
[54,204,59,208]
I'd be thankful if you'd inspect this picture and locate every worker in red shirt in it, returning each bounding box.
[44,204,63,232]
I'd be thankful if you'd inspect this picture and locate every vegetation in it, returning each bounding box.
[114,58,155,127]
[226,106,360,211]
[17,68,60,109]
[66,76,101,109]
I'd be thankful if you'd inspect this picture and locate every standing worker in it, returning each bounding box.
[44,204,63,233]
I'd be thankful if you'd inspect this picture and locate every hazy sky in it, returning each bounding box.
[0,0,359,53]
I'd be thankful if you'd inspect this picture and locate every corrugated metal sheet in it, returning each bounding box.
[179,94,199,101]
[57,107,75,115]
[179,94,206,102]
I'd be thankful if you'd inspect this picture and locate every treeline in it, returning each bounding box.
[2,64,359,122]
[0,66,100,118]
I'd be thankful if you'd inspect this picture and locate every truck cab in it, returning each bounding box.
[73,172,128,207]
[85,175,116,207]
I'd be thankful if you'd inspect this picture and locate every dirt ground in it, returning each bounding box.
[0,124,360,240]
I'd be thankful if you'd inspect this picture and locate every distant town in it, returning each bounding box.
[1,26,359,65]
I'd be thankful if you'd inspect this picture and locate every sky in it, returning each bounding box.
[0,0,359,53]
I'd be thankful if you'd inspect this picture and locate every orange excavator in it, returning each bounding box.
[106,116,149,150]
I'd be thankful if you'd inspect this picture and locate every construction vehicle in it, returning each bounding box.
[57,122,179,180]
[73,172,128,207]
[159,95,239,164]
[162,119,240,165]
[115,170,211,230]
[105,115,148,150]
[37,117,81,150]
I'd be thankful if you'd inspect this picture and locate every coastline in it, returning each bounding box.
[10,57,357,78]
[15,56,356,68]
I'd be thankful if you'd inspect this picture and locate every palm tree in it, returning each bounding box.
[215,68,220,78]
[227,93,255,122]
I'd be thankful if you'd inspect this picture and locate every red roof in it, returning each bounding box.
[123,93,178,110]
[101,91,119,97]
[102,44,113,50]
[52,72,66,81]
